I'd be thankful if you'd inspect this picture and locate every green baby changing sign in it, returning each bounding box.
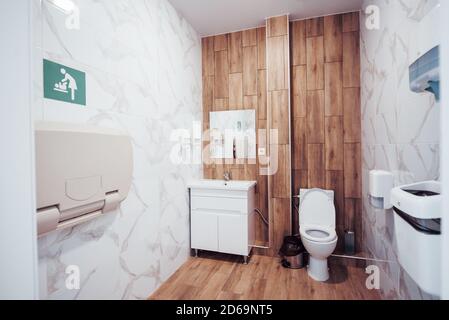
[43,59,86,106]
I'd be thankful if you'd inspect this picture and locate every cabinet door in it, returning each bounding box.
[218,214,248,256]
[191,211,218,251]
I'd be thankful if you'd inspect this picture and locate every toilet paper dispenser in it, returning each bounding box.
[369,170,394,209]
[35,121,133,236]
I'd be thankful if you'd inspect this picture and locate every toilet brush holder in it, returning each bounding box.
[344,231,356,255]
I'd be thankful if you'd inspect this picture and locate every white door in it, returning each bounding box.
[218,214,247,256]
[191,211,218,251]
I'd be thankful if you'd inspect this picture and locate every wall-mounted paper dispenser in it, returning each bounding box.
[369,170,394,209]
[35,121,133,236]
[409,3,440,101]
[409,45,440,101]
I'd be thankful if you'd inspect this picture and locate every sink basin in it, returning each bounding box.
[187,179,257,191]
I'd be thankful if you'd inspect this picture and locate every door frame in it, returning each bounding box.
[441,0,449,300]
[0,0,39,299]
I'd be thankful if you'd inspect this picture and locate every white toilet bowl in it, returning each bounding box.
[300,225,337,281]
[298,189,338,282]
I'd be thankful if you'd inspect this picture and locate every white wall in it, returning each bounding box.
[361,0,440,299]
[440,0,449,300]
[0,0,39,300]
[34,0,202,299]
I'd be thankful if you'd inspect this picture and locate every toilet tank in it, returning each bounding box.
[35,121,133,236]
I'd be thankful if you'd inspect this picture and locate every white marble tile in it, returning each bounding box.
[36,0,202,300]
[361,0,440,299]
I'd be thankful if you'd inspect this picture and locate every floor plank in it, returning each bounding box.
[149,252,381,300]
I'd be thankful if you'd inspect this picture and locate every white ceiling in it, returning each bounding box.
[169,0,363,37]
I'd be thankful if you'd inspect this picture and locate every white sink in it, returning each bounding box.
[187,179,257,191]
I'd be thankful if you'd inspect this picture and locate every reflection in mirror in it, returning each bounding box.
[209,110,256,160]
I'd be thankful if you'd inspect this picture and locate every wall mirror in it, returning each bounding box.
[209,110,256,159]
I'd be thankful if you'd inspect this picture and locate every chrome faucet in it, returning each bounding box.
[223,171,231,182]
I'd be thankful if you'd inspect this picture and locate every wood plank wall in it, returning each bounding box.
[201,27,270,248]
[266,15,292,256]
[201,11,361,256]
[290,12,361,252]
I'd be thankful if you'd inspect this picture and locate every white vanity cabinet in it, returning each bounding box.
[188,180,256,263]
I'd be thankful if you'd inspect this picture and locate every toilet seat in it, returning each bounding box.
[300,225,337,243]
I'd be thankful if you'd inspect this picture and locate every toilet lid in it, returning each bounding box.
[299,189,336,227]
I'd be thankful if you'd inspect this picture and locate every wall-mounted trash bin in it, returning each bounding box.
[391,181,441,296]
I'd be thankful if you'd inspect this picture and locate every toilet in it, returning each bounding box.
[299,188,338,282]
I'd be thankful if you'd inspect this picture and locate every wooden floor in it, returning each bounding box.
[150,252,381,300]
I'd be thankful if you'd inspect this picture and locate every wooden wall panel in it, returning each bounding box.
[292,65,307,118]
[290,12,361,254]
[267,15,288,37]
[242,28,257,47]
[269,90,289,144]
[214,50,229,98]
[292,169,308,234]
[325,116,344,170]
[213,98,228,111]
[203,76,214,109]
[307,144,325,188]
[290,20,306,66]
[342,12,360,33]
[326,171,345,224]
[343,31,360,88]
[256,173,269,244]
[257,27,266,69]
[202,26,270,250]
[255,26,269,250]
[229,73,243,109]
[292,170,308,195]
[306,90,325,144]
[343,87,361,143]
[243,95,257,110]
[267,15,291,254]
[306,17,324,37]
[326,170,345,251]
[202,12,360,256]
[292,117,307,170]
[270,198,291,256]
[257,70,267,119]
[228,32,243,73]
[306,36,324,90]
[324,62,343,116]
[243,46,257,95]
[271,144,290,198]
[214,34,228,51]
[267,36,288,91]
[202,37,215,76]
[324,15,342,63]
[344,143,361,198]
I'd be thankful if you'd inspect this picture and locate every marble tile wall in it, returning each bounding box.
[33,0,202,299]
[360,0,440,299]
